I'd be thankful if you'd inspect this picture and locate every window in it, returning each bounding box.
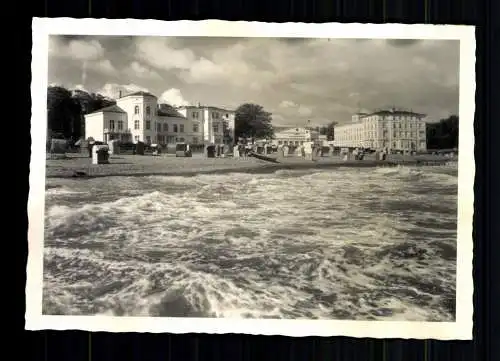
[134,135,140,142]
[146,106,151,115]
[134,105,140,114]
[117,120,123,130]
[192,137,198,144]
[109,120,115,130]
[213,124,219,133]
[167,136,175,143]
[179,137,185,142]
[146,136,151,144]
[163,123,168,132]
[173,124,178,133]
[146,120,151,130]
[180,124,184,133]
[193,124,199,133]
[192,112,199,119]
[226,113,229,118]
[134,120,140,130]
[157,123,162,132]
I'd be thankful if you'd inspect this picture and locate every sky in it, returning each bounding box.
[48,35,460,126]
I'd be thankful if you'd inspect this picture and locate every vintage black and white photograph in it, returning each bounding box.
[27,19,475,339]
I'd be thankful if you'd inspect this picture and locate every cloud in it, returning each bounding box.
[97,83,150,99]
[87,59,117,75]
[279,100,313,117]
[279,100,297,108]
[126,61,162,80]
[73,84,89,92]
[49,37,105,61]
[386,39,421,47]
[49,37,117,77]
[49,36,460,126]
[158,88,190,106]
[135,37,196,71]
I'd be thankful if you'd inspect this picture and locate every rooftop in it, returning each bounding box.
[361,109,426,118]
[89,104,126,114]
[119,91,158,99]
[177,105,234,112]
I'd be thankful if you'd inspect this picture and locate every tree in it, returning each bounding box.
[47,86,82,140]
[46,86,116,141]
[426,115,459,150]
[234,103,274,141]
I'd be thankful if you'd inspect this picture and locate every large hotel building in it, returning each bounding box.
[333,108,427,152]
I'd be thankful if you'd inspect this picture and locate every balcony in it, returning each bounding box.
[104,128,132,134]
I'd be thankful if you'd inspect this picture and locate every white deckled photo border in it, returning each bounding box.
[27,18,476,340]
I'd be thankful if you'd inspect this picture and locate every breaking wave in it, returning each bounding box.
[43,166,458,321]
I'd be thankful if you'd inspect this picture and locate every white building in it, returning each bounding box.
[333,109,427,152]
[84,91,235,146]
[270,127,321,146]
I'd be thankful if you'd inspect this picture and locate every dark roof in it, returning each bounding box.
[89,104,126,114]
[361,110,426,118]
[120,91,158,99]
[177,105,234,112]
[157,104,186,118]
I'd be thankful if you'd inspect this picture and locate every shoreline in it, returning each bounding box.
[44,154,455,180]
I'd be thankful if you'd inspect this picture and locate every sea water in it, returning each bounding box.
[42,165,458,321]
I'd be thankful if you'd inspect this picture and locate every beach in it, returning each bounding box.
[45,153,456,179]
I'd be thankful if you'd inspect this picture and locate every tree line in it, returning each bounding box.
[47,86,116,141]
[426,115,459,150]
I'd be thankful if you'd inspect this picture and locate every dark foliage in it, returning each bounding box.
[426,115,459,150]
[47,86,115,141]
[234,103,274,141]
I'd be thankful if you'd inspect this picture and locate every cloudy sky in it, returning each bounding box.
[48,35,459,126]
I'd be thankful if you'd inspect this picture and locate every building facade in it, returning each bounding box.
[270,127,321,146]
[84,91,235,146]
[333,109,427,152]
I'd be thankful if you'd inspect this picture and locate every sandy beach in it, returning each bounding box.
[44,153,455,179]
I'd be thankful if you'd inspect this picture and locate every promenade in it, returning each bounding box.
[44,153,455,179]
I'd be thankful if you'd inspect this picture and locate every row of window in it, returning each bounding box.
[109,118,224,133]
[133,135,199,144]
[108,120,124,130]
[336,131,426,139]
[336,140,426,148]
[191,111,229,119]
[134,105,152,115]
[131,105,231,119]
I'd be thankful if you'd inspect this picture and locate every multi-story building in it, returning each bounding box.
[333,108,427,152]
[175,105,236,145]
[270,127,321,146]
[84,91,236,146]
